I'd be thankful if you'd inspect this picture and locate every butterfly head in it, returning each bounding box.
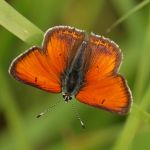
[62,93,72,102]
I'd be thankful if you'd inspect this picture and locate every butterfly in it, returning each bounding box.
[9,26,132,115]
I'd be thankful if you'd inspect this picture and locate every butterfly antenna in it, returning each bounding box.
[36,99,62,118]
[71,102,85,129]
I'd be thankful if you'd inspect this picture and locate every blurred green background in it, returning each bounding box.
[1,0,150,150]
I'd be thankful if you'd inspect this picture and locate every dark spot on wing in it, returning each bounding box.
[35,77,37,83]
[59,53,62,56]
[96,65,100,72]
[101,99,106,104]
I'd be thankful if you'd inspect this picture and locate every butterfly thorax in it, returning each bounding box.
[62,41,88,102]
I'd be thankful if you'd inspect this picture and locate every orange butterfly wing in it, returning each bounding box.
[9,47,61,92]
[43,26,85,77]
[9,26,85,93]
[76,34,132,114]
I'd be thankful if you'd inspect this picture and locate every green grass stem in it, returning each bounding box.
[0,0,43,45]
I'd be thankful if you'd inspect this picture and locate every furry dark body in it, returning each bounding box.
[62,41,88,101]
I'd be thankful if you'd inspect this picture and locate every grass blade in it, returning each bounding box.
[0,0,43,45]
[106,0,150,32]
[113,8,150,149]
[133,104,150,125]
[0,70,32,150]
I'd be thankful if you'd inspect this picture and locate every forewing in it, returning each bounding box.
[84,33,122,81]
[43,26,85,75]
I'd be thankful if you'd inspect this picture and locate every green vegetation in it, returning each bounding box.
[0,0,150,149]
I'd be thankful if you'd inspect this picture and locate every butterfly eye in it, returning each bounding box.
[62,94,66,99]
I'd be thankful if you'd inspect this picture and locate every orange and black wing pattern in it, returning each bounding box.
[9,26,85,93]
[76,33,132,114]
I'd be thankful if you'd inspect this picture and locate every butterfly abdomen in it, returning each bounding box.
[62,41,88,95]
[65,69,82,94]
